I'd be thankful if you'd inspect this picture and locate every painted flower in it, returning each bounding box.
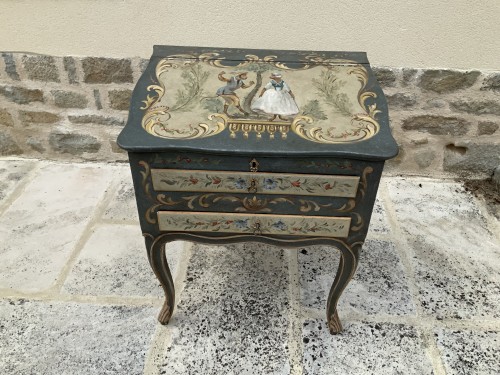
[234,219,249,229]
[271,220,287,231]
[263,178,277,190]
[234,178,247,189]
[324,183,334,190]
[291,180,301,188]
[212,177,222,185]
[189,177,199,185]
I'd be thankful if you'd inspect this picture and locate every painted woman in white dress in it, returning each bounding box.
[251,72,299,121]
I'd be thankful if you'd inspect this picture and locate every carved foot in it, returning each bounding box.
[328,310,342,334]
[158,301,172,325]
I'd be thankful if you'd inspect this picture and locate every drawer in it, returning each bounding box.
[151,169,359,198]
[157,211,351,238]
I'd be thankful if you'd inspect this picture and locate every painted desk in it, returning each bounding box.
[117,45,398,334]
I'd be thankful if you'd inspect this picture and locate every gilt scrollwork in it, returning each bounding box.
[139,52,381,143]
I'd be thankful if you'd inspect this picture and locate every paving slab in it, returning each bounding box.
[159,243,291,375]
[0,163,115,291]
[0,299,157,375]
[62,224,187,297]
[387,178,500,319]
[299,239,416,316]
[0,159,36,203]
[367,195,392,236]
[302,319,433,375]
[435,328,500,375]
[102,168,139,223]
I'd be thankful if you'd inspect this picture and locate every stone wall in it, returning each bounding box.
[377,67,500,177]
[0,52,499,177]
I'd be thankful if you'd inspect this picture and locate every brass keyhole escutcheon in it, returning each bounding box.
[247,178,258,193]
[253,221,262,235]
[249,158,259,172]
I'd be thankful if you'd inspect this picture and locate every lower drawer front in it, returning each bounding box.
[157,211,350,238]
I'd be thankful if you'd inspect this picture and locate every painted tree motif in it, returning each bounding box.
[241,63,275,114]
[312,70,352,116]
[301,99,328,120]
[171,64,209,112]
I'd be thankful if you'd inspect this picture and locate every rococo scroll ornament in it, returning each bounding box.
[140,53,380,144]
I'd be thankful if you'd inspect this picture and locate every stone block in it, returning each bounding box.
[26,137,46,153]
[19,110,60,124]
[102,170,139,222]
[402,115,470,136]
[414,148,436,169]
[0,163,114,291]
[0,85,44,104]
[367,195,392,235]
[1,53,20,80]
[93,89,103,109]
[419,69,480,93]
[0,108,14,127]
[63,56,78,84]
[298,240,415,315]
[0,300,156,374]
[49,132,101,155]
[410,137,429,145]
[385,143,404,167]
[478,121,499,135]
[493,166,500,187]
[0,132,22,155]
[68,114,125,126]
[51,90,88,108]
[22,54,60,82]
[159,243,291,374]
[62,224,183,297]
[481,73,500,91]
[140,58,150,73]
[82,57,133,84]
[108,89,132,111]
[436,329,500,375]
[372,67,397,87]
[0,160,35,203]
[402,68,417,86]
[109,139,126,154]
[386,179,500,319]
[423,98,446,109]
[450,99,500,116]
[302,320,432,374]
[444,141,500,174]
[386,93,417,108]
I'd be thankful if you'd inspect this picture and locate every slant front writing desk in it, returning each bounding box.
[117,45,398,334]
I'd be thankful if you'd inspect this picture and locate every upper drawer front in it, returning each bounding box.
[151,169,359,198]
[157,211,351,238]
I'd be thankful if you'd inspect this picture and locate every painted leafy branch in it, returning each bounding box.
[203,97,224,113]
[242,63,274,113]
[301,99,328,120]
[312,70,352,116]
[172,64,209,112]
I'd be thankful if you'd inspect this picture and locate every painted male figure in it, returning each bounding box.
[216,71,254,116]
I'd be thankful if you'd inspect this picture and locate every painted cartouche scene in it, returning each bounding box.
[141,53,381,144]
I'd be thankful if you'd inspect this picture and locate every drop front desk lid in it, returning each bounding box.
[118,45,398,161]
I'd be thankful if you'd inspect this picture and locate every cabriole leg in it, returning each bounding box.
[145,235,176,325]
[326,242,361,334]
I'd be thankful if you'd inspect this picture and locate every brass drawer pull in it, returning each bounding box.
[248,178,258,193]
[253,221,262,235]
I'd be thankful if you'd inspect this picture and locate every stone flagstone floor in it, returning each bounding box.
[0,158,499,374]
